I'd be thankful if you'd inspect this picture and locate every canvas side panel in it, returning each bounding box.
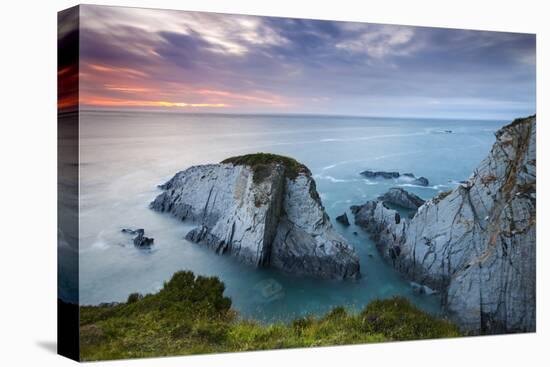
[58,5,80,361]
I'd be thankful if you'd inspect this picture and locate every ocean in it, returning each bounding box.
[77,110,505,322]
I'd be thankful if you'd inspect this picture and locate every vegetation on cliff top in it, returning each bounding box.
[222,153,311,181]
[80,270,460,361]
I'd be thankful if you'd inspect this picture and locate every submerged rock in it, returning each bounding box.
[378,188,425,210]
[351,115,536,333]
[121,228,154,248]
[253,278,285,302]
[150,153,360,280]
[336,213,350,226]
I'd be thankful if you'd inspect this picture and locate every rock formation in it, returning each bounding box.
[378,188,425,210]
[360,170,400,179]
[351,116,536,333]
[150,153,360,279]
[336,213,350,226]
[360,170,429,186]
[122,228,154,248]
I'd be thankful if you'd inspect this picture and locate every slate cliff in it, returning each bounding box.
[151,154,360,280]
[351,116,536,333]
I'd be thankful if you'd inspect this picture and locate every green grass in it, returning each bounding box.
[221,153,311,182]
[80,270,460,361]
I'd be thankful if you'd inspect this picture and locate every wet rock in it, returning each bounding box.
[360,170,429,186]
[410,282,438,296]
[360,170,400,179]
[336,213,350,226]
[411,176,429,186]
[122,228,154,248]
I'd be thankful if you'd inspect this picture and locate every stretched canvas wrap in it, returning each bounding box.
[58,4,536,362]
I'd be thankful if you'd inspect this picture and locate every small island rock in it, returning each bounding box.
[336,213,350,226]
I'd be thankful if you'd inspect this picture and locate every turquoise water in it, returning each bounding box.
[78,110,504,322]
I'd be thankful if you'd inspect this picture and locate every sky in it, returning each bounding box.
[65,5,536,119]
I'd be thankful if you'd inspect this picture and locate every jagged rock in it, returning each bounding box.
[352,116,536,334]
[411,176,429,186]
[360,170,429,186]
[336,213,350,226]
[150,154,360,279]
[378,188,425,210]
[360,170,400,179]
[121,228,154,248]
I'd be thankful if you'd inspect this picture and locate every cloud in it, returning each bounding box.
[335,25,417,58]
[76,5,536,119]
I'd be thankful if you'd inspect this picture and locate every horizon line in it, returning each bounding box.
[77,107,522,122]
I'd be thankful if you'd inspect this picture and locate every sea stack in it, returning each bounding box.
[351,116,536,333]
[150,153,360,279]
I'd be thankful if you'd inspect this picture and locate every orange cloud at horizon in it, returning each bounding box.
[80,95,229,108]
[79,62,291,110]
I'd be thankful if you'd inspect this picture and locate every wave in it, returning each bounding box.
[320,149,429,172]
[313,174,362,183]
[397,183,450,190]
[318,131,428,144]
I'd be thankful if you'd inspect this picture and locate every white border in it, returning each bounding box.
[0,1,546,366]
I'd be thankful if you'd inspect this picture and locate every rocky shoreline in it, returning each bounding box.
[146,116,535,335]
[351,115,536,333]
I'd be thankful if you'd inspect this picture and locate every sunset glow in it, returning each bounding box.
[79,96,229,108]
[57,5,536,118]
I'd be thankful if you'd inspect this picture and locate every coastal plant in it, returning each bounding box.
[222,153,311,181]
[80,270,460,361]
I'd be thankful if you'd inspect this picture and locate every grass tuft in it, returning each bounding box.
[222,153,311,182]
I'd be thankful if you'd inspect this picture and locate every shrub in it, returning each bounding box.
[127,293,143,304]
[170,321,193,339]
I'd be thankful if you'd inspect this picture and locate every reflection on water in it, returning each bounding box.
[79,110,503,322]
